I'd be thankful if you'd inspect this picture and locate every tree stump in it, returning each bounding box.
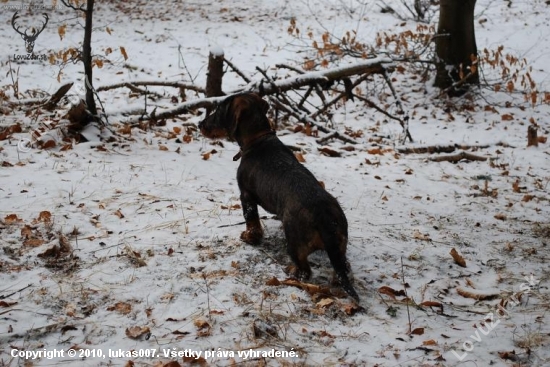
[527,125,538,147]
[206,47,224,97]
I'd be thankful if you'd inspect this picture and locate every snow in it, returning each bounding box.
[209,45,225,58]
[1,1,550,366]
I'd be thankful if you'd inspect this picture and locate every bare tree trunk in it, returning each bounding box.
[434,0,479,95]
[83,0,97,122]
[206,48,224,97]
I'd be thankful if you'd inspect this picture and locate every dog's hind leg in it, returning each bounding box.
[322,232,360,301]
[239,189,264,245]
[283,222,321,280]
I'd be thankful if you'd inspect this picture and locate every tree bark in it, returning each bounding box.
[82,0,98,122]
[434,0,479,95]
[206,49,224,97]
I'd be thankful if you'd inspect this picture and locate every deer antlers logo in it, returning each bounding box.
[11,12,49,54]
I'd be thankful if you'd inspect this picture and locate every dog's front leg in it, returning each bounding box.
[240,190,264,245]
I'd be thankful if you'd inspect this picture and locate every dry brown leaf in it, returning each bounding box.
[378,286,406,299]
[411,327,424,335]
[220,204,241,210]
[0,301,17,307]
[118,124,132,135]
[202,152,211,160]
[42,140,56,149]
[114,209,125,219]
[163,361,183,367]
[316,298,334,308]
[420,301,444,311]
[36,211,52,223]
[450,248,467,267]
[512,179,521,193]
[120,46,128,61]
[194,318,210,330]
[412,229,430,241]
[456,287,500,301]
[58,24,66,40]
[498,350,518,361]
[4,214,22,224]
[21,225,33,239]
[38,245,60,257]
[494,213,507,221]
[522,194,535,202]
[107,302,132,315]
[295,152,306,162]
[318,147,341,157]
[423,339,437,345]
[266,277,281,286]
[159,145,169,151]
[24,238,45,247]
[281,278,336,298]
[125,326,150,339]
[342,302,362,316]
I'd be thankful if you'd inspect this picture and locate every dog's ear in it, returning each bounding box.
[259,96,269,115]
[227,93,270,140]
[229,95,250,139]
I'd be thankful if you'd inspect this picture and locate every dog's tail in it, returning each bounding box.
[319,224,360,302]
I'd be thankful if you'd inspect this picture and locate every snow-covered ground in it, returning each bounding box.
[1,1,549,366]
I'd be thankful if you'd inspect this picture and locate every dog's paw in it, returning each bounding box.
[288,266,311,281]
[240,229,263,245]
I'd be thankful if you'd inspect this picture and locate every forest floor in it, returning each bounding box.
[1,1,550,366]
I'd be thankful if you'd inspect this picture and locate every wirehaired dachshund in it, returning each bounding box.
[199,93,359,301]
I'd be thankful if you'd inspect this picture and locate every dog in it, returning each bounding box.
[199,93,359,301]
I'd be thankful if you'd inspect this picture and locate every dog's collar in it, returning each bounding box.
[233,130,276,161]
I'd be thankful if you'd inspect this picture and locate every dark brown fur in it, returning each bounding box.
[199,93,359,301]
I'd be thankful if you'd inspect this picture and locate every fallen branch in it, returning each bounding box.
[108,83,163,98]
[316,131,358,145]
[429,151,488,163]
[124,95,227,124]
[397,142,513,154]
[97,80,205,93]
[245,56,394,96]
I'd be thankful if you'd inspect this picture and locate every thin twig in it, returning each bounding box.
[224,57,251,83]
[382,70,413,143]
[401,257,412,334]
[0,284,32,300]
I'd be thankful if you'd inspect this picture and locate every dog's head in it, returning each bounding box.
[199,93,270,146]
